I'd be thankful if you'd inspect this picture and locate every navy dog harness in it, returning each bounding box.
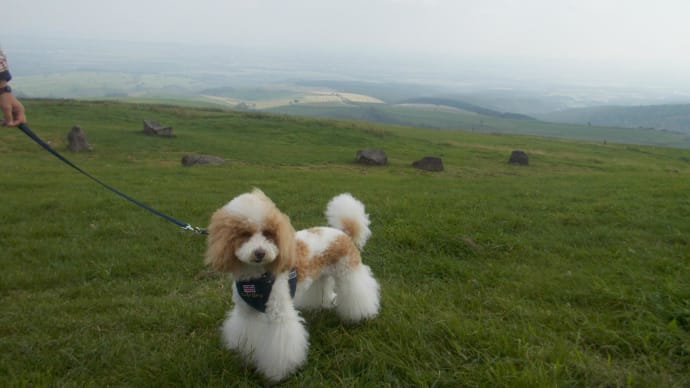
[236,268,298,313]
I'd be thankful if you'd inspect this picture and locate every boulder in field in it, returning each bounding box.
[181,154,225,167]
[356,148,387,166]
[143,120,174,137]
[508,150,529,165]
[412,156,444,172]
[67,125,92,152]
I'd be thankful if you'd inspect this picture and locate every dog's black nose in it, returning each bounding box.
[253,248,266,261]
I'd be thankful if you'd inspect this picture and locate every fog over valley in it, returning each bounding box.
[4,0,690,138]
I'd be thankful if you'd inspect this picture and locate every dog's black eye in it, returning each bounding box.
[262,230,275,240]
[240,231,253,239]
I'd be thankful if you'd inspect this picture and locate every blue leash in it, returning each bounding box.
[17,123,208,235]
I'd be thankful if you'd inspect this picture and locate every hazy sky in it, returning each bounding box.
[3,0,690,87]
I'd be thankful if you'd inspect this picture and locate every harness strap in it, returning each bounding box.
[236,269,298,313]
[17,123,208,235]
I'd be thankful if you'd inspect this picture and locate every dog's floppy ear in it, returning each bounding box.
[268,212,297,274]
[205,209,242,273]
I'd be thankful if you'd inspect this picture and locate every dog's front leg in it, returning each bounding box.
[253,272,310,382]
[221,288,260,353]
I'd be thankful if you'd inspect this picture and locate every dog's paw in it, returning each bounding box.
[325,291,337,308]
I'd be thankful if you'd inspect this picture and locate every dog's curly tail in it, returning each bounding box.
[325,193,371,250]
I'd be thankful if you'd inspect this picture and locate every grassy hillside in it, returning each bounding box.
[15,72,207,99]
[16,70,690,149]
[541,104,690,134]
[267,102,690,149]
[401,97,536,119]
[1,100,689,386]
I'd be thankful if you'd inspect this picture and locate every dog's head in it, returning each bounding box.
[205,189,296,275]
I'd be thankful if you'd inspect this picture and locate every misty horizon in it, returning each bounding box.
[4,34,690,101]
[3,0,690,95]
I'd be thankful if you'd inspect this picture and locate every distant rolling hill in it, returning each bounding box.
[266,101,690,149]
[540,104,690,134]
[401,97,536,120]
[295,80,442,103]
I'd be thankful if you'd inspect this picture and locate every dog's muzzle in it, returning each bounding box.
[253,248,266,262]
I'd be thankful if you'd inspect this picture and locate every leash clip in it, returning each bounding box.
[183,224,208,235]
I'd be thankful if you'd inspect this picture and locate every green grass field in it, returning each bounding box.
[267,102,690,149]
[1,100,689,386]
[16,72,207,99]
[18,71,690,150]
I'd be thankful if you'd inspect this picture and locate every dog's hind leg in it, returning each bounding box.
[334,264,380,323]
[294,276,336,310]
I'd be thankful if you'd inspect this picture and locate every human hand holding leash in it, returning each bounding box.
[1,46,26,127]
[0,84,26,126]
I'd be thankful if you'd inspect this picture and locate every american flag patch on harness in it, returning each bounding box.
[235,269,297,313]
